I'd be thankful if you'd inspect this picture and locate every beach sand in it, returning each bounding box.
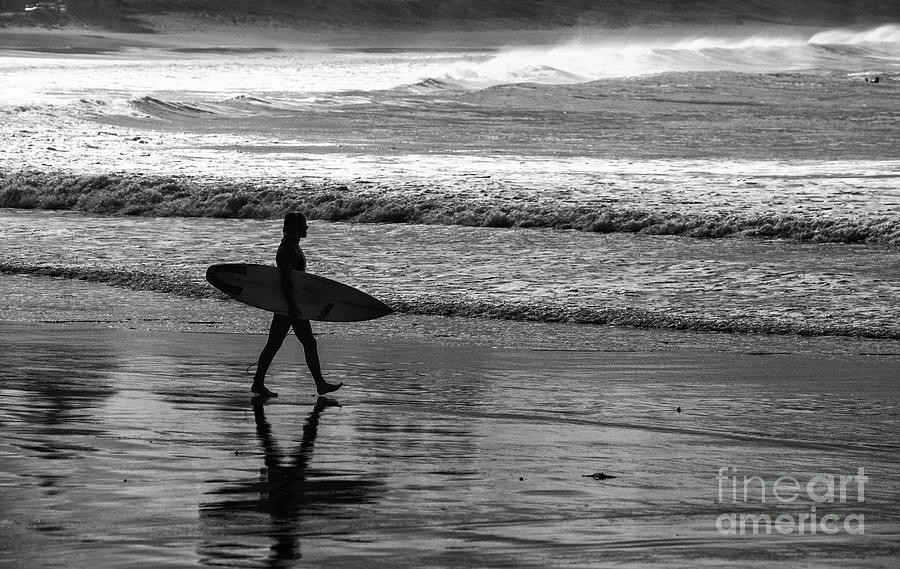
[2,316,898,568]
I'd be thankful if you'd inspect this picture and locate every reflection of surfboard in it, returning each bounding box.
[205,263,392,322]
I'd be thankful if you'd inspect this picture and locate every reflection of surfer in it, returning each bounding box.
[198,397,380,566]
[252,397,338,561]
[252,213,341,397]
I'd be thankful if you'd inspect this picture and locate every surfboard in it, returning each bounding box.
[205,263,392,322]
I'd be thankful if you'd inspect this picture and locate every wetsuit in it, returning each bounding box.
[253,238,323,385]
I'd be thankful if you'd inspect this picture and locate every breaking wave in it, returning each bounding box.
[2,170,897,244]
[2,261,898,339]
[436,24,900,87]
[809,24,900,45]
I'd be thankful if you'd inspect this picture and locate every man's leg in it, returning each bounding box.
[292,319,342,395]
[252,314,292,396]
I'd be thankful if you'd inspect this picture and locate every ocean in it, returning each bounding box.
[1,24,899,341]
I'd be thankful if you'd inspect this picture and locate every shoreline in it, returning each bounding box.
[4,272,900,355]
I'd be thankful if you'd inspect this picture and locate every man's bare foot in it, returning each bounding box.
[251,383,278,398]
[316,381,342,396]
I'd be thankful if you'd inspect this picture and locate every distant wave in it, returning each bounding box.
[130,96,281,119]
[2,261,898,339]
[2,171,898,245]
[809,23,900,45]
[131,96,217,117]
[129,93,375,119]
[437,63,590,88]
[401,78,466,94]
[441,24,900,87]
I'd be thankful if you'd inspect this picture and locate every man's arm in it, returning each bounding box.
[277,250,300,318]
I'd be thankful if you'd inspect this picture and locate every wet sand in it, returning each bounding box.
[1,321,898,568]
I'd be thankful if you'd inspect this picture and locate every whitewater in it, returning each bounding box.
[1,24,899,341]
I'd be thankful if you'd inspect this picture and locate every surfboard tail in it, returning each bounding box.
[205,264,246,297]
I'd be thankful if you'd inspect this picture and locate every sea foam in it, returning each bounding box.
[1,171,897,245]
[437,24,900,88]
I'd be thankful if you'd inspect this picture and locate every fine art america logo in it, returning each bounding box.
[716,467,867,536]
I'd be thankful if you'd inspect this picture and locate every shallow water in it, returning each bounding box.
[2,209,899,338]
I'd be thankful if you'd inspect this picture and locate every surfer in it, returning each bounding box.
[252,212,342,397]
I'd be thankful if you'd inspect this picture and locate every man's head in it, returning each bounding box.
[283,212,308,239]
